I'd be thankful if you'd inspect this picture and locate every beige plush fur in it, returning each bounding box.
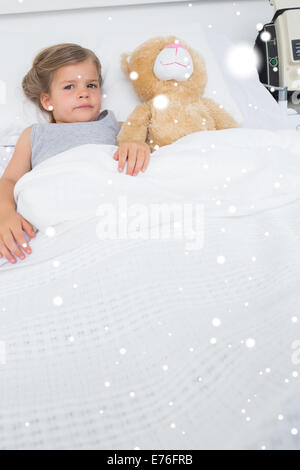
[116,35,241,152]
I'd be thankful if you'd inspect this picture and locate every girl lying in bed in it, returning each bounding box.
[0,43,151,265]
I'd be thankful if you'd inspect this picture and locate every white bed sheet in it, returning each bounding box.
[1,128,300,450]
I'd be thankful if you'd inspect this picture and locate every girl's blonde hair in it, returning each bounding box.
[22,43,103,123]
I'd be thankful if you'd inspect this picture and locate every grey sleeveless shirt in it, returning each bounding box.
[30,109,120,169]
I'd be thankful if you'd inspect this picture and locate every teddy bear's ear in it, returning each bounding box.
[120,53,131,76]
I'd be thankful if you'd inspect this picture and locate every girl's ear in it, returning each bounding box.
[120,53,131,77]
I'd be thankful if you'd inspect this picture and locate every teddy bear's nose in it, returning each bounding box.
[165,43,186,54]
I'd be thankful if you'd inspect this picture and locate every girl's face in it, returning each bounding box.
[40,60,102,123]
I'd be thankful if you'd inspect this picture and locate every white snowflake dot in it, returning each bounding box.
[129,71,139,80]
[153,94,169,110]
[261,31,271,42]
[53,296,63,306]
[246,338,256,348]
[228,206,237,214]
[45,226,56,237]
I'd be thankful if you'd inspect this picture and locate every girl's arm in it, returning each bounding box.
[0,126,36,264]
[1,126,33,182]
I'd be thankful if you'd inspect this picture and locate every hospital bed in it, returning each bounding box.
[0,0,300,450]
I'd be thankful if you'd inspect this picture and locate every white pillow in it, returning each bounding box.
[96,21,244,125]
[0,29,50,145]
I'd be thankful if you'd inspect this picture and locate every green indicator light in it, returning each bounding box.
[270,57,278,67]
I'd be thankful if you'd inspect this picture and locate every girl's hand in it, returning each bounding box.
[113,141,151,176]
[0,209,35,264]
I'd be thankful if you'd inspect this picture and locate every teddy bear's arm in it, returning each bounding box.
[116,103,152,145]
[201,97,242,130]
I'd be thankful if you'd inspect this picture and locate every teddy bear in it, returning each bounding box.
[116,35,241,153]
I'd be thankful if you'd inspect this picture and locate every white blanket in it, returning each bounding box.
[11,128,300,230]
[1,128,300,450]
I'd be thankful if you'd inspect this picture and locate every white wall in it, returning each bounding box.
[0,0,190,15]
[0,0,273,43]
